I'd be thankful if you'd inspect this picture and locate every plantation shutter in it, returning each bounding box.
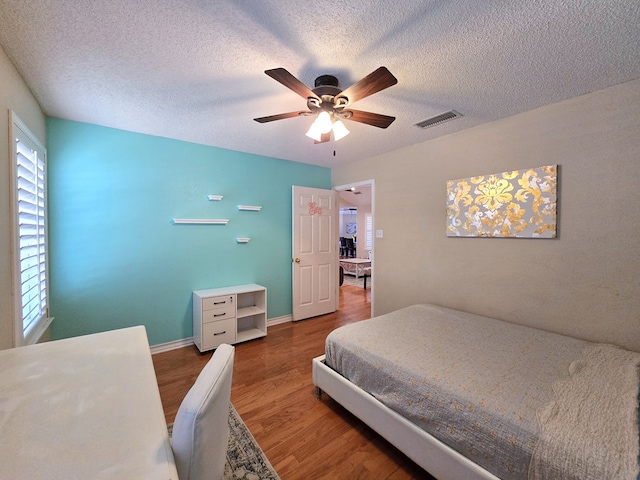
[14,119,49,342]
[365,213,373,250]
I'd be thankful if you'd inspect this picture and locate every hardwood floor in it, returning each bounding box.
[153,285,435,480]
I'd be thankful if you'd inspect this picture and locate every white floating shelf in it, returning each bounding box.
[237,205,262,211]
[207,195,224,201]
[172,218,229,225]
[236,237,251,243]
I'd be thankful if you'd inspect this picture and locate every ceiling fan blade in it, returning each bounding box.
[344,109,396,129]
[265,68,319,100]
[314,132,331,144]
[254,111,311,123]
[337,67,398,105]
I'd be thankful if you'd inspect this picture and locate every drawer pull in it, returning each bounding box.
[213,331,227,336]
[214,313,226,317]
[213,301,227,305]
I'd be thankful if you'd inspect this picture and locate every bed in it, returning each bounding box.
[312,304,640,480]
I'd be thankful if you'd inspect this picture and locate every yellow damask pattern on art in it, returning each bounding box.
[446,165,557,238]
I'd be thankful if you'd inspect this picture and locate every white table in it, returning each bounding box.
[0,326,178,479]
[340,258,372,278]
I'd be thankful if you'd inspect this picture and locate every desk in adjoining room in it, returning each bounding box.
[340,258,371,278]
[0,326,178,479]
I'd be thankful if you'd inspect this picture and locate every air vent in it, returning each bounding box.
[414,110,462,129]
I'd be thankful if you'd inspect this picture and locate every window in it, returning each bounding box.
[10,112,51,346]
[365,213,373,250]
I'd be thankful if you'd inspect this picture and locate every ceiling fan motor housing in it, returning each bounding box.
[310,75,347,112]
[313,75,342,97]
[314,74,338,88]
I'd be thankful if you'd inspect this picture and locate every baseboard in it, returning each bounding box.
[150,337,194,355]
[268,314,292,326]
[150,315,293,355]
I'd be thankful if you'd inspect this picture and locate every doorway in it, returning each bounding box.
[335,180,374,317]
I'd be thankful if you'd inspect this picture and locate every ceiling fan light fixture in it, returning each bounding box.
[305,111,334,141]
[332,120,350,141]
[305,122,323,141]
[316,111,333,134]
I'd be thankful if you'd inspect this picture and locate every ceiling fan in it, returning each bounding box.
[254,67,398,143]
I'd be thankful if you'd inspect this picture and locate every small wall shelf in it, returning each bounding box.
[237,205,262,211]
[172,218,229,225]
[236,237,251,243]
[207,195,224,201]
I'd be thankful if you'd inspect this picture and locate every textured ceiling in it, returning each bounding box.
[1,0,639,168]
[339,186,371,209]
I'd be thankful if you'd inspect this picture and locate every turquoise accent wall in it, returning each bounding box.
[46,118,331,345]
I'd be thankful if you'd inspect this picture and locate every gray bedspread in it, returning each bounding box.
[324,304,602,480]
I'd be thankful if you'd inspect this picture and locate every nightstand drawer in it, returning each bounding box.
[201,318,236,350]
[202,295,234,311]
[202,304,235,323]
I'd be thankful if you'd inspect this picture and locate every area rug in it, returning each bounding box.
[341,273,370,289]
[168,404,280,480]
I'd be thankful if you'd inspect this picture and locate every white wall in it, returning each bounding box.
[0,45,47,349]
[333,79,640,352]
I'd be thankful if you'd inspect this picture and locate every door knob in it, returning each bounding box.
[294,258,301,263]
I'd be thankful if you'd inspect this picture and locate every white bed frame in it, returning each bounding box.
[312,355,500,480]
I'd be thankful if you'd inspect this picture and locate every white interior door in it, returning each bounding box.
[292,186,338,321]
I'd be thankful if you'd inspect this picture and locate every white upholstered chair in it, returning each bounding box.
[171,343,235,480]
